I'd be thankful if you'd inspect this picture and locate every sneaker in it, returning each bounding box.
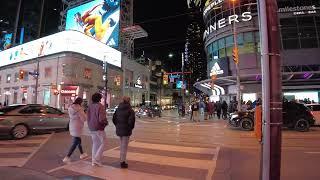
[80,153,88,160]
[62,157,71,163]
[120,161,128,169]
[92,161,103,167]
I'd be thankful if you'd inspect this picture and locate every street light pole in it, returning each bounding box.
[104,59,108,110]
[34,0,45,104]
[181,53,185,108]
[232,0,241,111]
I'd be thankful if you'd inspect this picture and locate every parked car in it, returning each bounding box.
[150,105,161,117]
[229,102,315,132]
[306,104,320,125]
[0,104,69,139]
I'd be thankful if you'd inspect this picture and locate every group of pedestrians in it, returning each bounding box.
[62,93,135,169]
[190,99,229,121]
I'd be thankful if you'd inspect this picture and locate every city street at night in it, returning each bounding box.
[0,110,320,180]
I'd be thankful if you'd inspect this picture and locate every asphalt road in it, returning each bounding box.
[0,110,320,180]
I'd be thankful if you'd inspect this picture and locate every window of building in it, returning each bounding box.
[45,67,52,78]
[24,73,29,81]
[218,38,225,49]
[84,68,92,79]
[244,32,254,43]
[6,74,11,83]
[225,36,234,47]
[283,39,300,49]
[14,73,18,82]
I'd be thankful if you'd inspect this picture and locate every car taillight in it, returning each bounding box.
[0,117,5,122]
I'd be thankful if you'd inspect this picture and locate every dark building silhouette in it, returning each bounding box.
[184,0,207,91]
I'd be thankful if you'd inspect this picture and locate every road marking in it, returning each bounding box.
[0,147,35,153]
[0,158,27,167]
[129,141,216,154]
[206,146,220,180]
[20,132,54,167]
[304,152,320,154]
[65,161,192,180]
[104,150,215,170]
[0,134,52,167]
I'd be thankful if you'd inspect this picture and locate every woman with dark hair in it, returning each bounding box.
[63,97,88,163]
[87,93,108,167]
[112,96,135,168]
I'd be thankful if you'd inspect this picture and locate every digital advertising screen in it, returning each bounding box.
[0,31,121,68]
[176,80,187,89]
[0,33,13,51]
[66,0,120,48]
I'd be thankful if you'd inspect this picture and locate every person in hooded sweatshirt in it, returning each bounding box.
[63,97,88,163]
[87,93,108,167]
[112,96,135,168]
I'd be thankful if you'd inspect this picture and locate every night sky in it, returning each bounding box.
[134,0,189,71]
[0,0,190,71]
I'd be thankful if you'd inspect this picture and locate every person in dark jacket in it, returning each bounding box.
[222,101,228,119]
[112,96,135,168]
[216,101,222,119]
[87,93,108,167]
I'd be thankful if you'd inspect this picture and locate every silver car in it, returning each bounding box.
[0,104,69,139]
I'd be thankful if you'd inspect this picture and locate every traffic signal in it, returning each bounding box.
[53,89,59,95]
[232,46,239,65]
[19,70,25,80]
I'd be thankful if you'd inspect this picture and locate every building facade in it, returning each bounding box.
[184,0,207,90]
[202,0,320,102]
[122,56,150,107]
[0,30,122,110]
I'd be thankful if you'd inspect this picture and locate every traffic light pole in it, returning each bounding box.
[258,0,283,179]
[232,1,241,112]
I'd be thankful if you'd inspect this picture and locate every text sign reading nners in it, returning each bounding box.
[203,12,252,39]
[0,31,121,68]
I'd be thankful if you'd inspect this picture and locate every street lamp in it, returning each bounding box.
[168,53,173,58]
[231,0,241,112]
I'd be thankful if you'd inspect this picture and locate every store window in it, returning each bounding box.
[84,68,92,79]
[43,89,51,105]
[45,67,52,78]
[225,36,234,47]
[6,74,11,83]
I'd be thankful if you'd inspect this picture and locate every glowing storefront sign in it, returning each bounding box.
[0,30,121,68]
[210,62,224,76]
[66,0,120,48]
[203,12,252,39]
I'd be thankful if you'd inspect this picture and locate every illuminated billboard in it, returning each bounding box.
[0,31,121,68]
[66,0,120,48]
[0,33,13,51]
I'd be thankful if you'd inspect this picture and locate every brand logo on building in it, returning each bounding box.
[278,5,317,15]
[203,0,224,16]
[203,12,253,40]
[60,86,78,96]
[210,62,224,76]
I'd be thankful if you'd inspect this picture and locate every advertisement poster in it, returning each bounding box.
[66,0,120,48]
[0,33,13,51]
[0,31,121,68]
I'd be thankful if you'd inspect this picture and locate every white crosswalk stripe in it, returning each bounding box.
[53,141,220,180]
[0,134,52,167]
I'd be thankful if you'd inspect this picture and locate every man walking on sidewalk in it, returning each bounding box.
[113,96,136,168]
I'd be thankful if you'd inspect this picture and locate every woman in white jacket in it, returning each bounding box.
[63,97,88,163]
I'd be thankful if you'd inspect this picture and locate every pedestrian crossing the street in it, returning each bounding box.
[0,134,52,167]
[48,141,220,180]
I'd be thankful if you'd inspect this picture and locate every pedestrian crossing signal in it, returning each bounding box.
[232,47,239,65]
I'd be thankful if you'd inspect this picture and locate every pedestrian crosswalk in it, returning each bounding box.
[0,134,52,167]
[49,141,220,180]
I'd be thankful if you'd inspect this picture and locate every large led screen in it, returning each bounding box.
[0,33,13,51]
[0,31,121,68]
[66,0,120,48]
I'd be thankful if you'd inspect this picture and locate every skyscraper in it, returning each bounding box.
[184,0,207,91]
